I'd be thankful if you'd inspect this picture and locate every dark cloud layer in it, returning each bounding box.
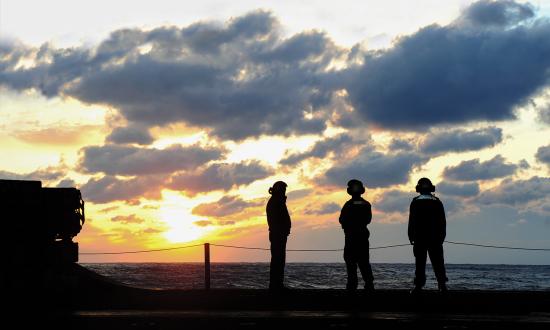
[388,139,414,152]
[375,190,414,214]
[168,160,274,195]
[80,175,164,203]
[459,0,535,27]
[443,155,519,181]
[420,127,502,154]
[106,125,154,145]
[2,2,548,141]
[478,176,550,206]
[280,134,353,165]
[78,144,223,176]
[345,1,550,130]
[437,181,480,197]
[192,195,262,217]
[0,11,336,140]
[536,145,550,168]
[323,148,425,188]
[304,202,341,215]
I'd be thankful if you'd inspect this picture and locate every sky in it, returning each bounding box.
[1,0,549,264]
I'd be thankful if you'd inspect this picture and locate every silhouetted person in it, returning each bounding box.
[408,178,448,293]
[266,181,291,290]
[339,179,374,291]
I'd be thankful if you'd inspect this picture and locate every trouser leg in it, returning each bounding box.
[357,246,374,286]
[413,244,427,287]
[345,260,358,290]
[269,233,287,289]
[344,248,358,290]
[428,244,447,284]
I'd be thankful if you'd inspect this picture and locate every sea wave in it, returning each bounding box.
[82,263,550,291]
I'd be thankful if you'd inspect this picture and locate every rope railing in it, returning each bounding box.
[79,240,550,290]
[80,240,550,255]
[445,241,550,251]
[80,243,204,255]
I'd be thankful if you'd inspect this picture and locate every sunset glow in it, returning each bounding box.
[1,0,549,264]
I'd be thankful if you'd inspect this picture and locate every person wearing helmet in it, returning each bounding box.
[339,179,375,291]
[266,181,291,290]
[408,178,448,293]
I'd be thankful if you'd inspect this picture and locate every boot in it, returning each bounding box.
[364,282,375,292]
[410,285,423,295]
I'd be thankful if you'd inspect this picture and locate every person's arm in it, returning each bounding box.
[283,203,291,235]
[339,202,348,229]
[266,200,273,230]
[439,200,446,243]
[365,201,372,225]
[408,200,415,245]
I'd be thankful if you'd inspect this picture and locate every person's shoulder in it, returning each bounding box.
[351,198,370,206]
[415,194,438,201]
[361,198,371,206]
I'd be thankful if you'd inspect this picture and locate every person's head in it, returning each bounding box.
[269,181,287,196]
[415,177,435,194]
[347,179,365,196]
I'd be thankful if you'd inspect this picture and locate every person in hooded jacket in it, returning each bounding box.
[339,179,375,291]
[408,177,448,293]
[266,181,291,290]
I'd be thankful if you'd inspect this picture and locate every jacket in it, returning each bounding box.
[266,195,291,235]
[408,194,446,244]
[339,197,372,238]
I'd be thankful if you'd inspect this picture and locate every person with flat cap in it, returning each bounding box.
[408,177,448,293]
[266,181,291,290]
[339,179,375,291]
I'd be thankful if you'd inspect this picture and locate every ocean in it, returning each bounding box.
[82,263,550,291]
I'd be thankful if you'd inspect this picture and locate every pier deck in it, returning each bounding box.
[9,264,550,329]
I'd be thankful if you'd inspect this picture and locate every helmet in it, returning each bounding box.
[269,181,287,195]
[347,179,365,195]
[415,177,435,193]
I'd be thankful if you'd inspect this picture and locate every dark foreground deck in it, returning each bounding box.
[8,264,550,329]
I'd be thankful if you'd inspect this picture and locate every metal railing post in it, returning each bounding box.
[204,243,210,290]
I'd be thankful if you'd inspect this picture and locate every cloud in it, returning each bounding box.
[105,125,154,145]
[193,219,236,227]
[111,214,145,224]
[286,188,313,199]
[419,127,502,154]
[538,102,550,125]
[459,0,535,27]
[80,175,164,203]
[345,1,550,130]
[78,143,223,175]
[168,160,274,195]
[0,11,338,140]
[280,133,354,165]
[535,144,550,168]
[388,138,414,152]
[13,125,100,145]
[192,195,262,217]
[2,4,549,139]
[304,202,341,215]
[375,190,415,214]
[99,205,119,212]
[0,164,66,183]
[436,181,480,197]
[56,178,76,188]
[322,148,425,188]
[478,176,550,207]
[442,155,519,181]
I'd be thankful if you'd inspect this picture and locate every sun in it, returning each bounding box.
[159,191,212,243]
